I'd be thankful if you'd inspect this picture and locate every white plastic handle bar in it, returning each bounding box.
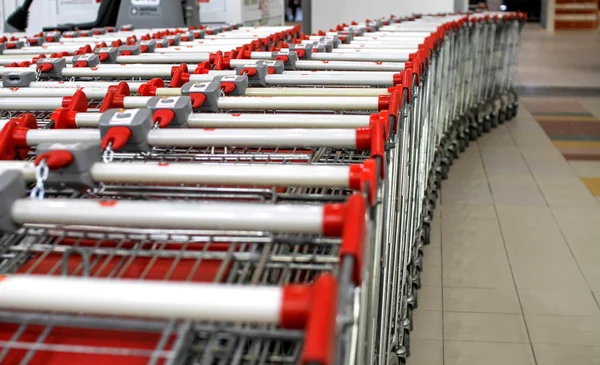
[0,275,283,323]
[29,81,145,92]
[20,128,365,149]
[215,96,380,111]
[295,60,404,72]
[116,53,211,63]
[311,52,410,62]
[339,43,420,49]
[0,97,63,110]
[146,128,360,148]
[262,73,395,86]
[244,87,387,97]
[75,111,371,128]
[10,199,333,233]
[0,87,109,99]
[0,160,354,187]
[61,67,173,78]
[2,44,84,55]
[331,49,413,55]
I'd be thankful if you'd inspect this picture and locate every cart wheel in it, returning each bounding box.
[388,352,402,365]
[421,223,431,245]
[411,286,419,308]
[498,111,507,124]
[491,113,499,128]
[506,105,515,120]
[469,127,477,141]
[458,138,466,153]
[441,164,449,180]
[477,124,484,136]
[403,329,411,357]
[463,133,470,147]
[512,103,519,118]
[413,274,422,292]
[452,142,460,159]
[483,118,492,133]
[415,250,424,272]
[407,306,414,331]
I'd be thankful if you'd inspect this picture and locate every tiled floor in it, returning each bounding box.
[411,24,600,365]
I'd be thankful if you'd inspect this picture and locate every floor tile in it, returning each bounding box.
[533,343,600,365]
[442,245,514,289]
[552,206,600,247]
[421,248,442,287]
[441,187,495,205]
[412,310,443,340]
[440,216,504,247]
[440,204,497,218]
[510,258,589,291]
[519,289,600,316]
[445,341,536,365]
[535,175,599,207]
[429,216,441,247]
[490,184,548,206]
[443,287,521,314]
[410,339,443,365]
[444,312,529,343]
[526,314,600,345]
[569,160,600,178]
[418,286,442,311]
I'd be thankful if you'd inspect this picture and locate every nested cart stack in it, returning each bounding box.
[0,11,524,365]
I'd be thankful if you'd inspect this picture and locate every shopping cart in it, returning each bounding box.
[0,12,524,365]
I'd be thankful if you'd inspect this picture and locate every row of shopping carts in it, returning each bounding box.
[0,11,524,365]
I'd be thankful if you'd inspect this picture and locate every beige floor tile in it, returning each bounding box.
[444,312,529,343]
[487,172,539,187]
[526,314,600,345]
[442,186,494,206]
[510,259,589,291]
[491,184,548,206]
[440,216,504,247]
[567,245,600,291]
[412,310,443,340]
[419,286,442,311]
[533,343,600,365]
[445,341,535,365]
[421,248,442,287]
[441,178,489,192]
[519,289,600,316]
[496,205,571,248]
[595,292,600,303]
[440,204,497,218]
[442,245,514,289]
[552,206,600,247]
[429,217,441,247]
[443,287,521,314]
[535,176,598,208]
[569,161,600,179]
[410,339,443,365]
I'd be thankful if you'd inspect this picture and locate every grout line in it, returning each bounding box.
[436,187,446,365]
[476,127,539,365]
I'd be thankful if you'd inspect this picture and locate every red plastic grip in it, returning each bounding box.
[300,274,337,365]
[101,126,132,151]
[34,150,74,170]
[340,193,367,284]
[321,203,346,237]
[0,114,37,160]
[280,285,311,329]
[152,109,175,128]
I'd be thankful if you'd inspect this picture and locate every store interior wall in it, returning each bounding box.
[309,0,455,33]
